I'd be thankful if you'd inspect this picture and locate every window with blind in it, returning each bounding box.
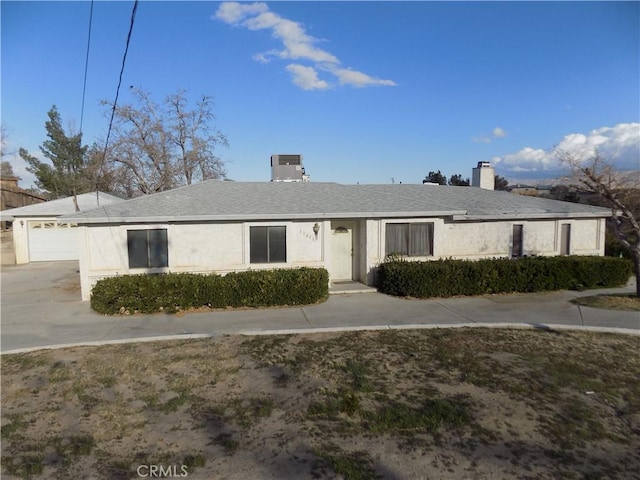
[385,223,434,257]
[250,226,287,263]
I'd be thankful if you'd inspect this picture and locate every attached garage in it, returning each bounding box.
[27,221,80,261]
[1,192,124,264]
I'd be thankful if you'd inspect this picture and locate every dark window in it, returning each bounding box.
[560,224,571,255]
[250,226,286,263]
[512,225,523,258]
[385,223,434,256]
[127,229,168,268]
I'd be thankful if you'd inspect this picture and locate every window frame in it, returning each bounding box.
[127,228,169,269]
[512,224,524,258]
[385,222,434,257]
[560,223,571,256]
[249,225,287,264]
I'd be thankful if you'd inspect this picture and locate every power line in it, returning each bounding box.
[96,0,139,201]
[79,0,94,136]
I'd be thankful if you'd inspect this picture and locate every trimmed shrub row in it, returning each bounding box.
[377,256,633,299]
[91,267,329,315]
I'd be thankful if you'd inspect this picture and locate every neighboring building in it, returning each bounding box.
[1,192,124,263]
[271,154,309,182]
[0,177,47,228]
[63,181,610,301]
[1,177,47,259]
[471,161,495,190]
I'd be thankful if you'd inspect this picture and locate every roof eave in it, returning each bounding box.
[69,210,468,225]
[0,213,63,221]
[452,212,611,221]
[3,213,65,218]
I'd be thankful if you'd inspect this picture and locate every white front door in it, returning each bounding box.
[330,221,354,281]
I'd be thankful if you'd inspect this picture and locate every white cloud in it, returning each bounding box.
[326,66,398,88]
[491,123,640,178]
[473,126,507,144]
[492,147,553,173]
[492,127,506,138]
[285,64,329,91]
[253,50,279,64]
[214,2,268,24]
[215,2,396,90]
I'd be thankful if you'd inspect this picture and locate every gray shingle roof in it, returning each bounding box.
[1,192,124,220]
[61,181,611,224]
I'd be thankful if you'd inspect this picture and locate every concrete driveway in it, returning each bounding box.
[1,261,99,351]
[1,261,638,354]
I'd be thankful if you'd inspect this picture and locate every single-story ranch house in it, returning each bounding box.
[63,181,611,301]
[1,192,124,263]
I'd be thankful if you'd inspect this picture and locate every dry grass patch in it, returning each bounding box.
[572,293,640,311]
[1,329,639,479]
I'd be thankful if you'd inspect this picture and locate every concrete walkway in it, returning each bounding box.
[1,261,638,354]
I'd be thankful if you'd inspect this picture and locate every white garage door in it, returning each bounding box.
[28,221,79,261]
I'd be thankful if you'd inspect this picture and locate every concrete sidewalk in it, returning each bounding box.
[2,268,638,354]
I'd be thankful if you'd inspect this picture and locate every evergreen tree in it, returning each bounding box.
[494,175,509,190]
[424,170,447,185]
[19,106,89,202]
[448,174,470,186]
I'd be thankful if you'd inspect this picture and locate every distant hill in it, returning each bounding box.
[505,169,639,189]
[503,169,638,208]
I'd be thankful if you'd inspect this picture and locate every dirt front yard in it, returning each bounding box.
[2,328,639,479]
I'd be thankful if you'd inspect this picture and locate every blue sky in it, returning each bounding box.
[2,1,639,189]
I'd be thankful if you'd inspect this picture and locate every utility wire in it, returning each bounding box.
[96,0,139,203]
[79,0,94,136]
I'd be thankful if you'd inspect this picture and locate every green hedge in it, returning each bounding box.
[377,256,633,299]
[91,268,329,315]
[605,231,632,259]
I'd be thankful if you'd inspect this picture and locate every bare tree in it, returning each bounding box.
[1,161,15,178]
[1,125,9,158]
[1,125,17,177]
[103,88,228,195]
[556,148,640,296]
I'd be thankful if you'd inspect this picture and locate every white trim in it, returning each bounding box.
[381,219,436,259]
[245,222,291,268]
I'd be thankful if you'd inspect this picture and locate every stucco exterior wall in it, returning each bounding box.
[364,219,381,285]
[172,223,245,271]
[78,220,326,300]
[565,218,604,255]
[78,216,607,301]
[363,217,605,283]
[12,218,29,264]
[438,220,561,258]
[289,221,324,264]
